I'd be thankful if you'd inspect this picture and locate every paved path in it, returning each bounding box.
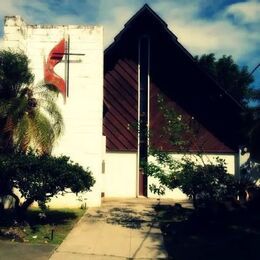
[0,240,55,260]
[50,198,168,259]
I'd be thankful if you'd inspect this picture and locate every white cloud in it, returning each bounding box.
[0,0,259,71]
[225,0,260,23]
[148,0,260,68]
[167,17,259,59]
[153,0,200,22]
[94,1,141,47]
[0,0,21,16]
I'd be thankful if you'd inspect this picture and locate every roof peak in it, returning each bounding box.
[124,3,167,28]
[105,3,177,54]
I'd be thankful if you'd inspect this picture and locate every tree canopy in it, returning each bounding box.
[0,152,95,214]
[0,50,34,98]
[195,53,260,161]
[194,53,254,106]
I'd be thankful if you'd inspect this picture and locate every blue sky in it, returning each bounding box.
[0,0,259,88]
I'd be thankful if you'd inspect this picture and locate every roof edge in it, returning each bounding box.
[105,4,177,54]
[104,4,245,111]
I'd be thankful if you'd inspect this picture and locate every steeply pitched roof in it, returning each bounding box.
[106,4,243,110]
[104,4,244,152]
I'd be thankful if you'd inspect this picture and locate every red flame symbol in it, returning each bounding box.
[44,39,66,100]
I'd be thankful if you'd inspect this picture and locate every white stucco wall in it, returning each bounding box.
[3,16,104,207]
[104,152,137,197]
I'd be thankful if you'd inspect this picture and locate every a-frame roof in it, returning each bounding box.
[106,4,243,109]
[104,4,244,152]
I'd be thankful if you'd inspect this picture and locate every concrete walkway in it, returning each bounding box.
[50,198,168,259]
[0,240,55,260]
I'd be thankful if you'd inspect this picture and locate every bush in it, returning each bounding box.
[175,158,237,208]
[146,153,238,208]
[0,152,95,215]
[145,96,240,209]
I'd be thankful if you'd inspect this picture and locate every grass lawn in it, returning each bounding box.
[0,207,85,244]
[155,202,260,260]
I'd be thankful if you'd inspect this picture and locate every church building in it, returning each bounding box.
[2,5,243,207]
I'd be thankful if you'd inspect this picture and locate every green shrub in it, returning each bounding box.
[175,158,237,208]
[146,153,237,208]
[0,152,95,215]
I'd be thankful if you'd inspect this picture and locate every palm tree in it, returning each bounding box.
[0,50,64,154]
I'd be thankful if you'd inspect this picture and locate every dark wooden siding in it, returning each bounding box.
[103,59,138,151]
[150,83,234,153]
[104,65,234,153]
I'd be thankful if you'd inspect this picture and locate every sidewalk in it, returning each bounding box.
[0,240,55,260]
[49,198,168,259]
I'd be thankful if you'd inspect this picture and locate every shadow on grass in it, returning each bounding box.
[0,208,78,226]
[0,208,82,243]
[154,202,260,260]
[26,209,78,225]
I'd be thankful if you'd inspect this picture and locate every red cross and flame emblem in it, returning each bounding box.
[44,39,66,100]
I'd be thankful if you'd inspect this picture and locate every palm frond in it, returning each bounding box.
[29,109,56,154]
[43,101,64,137]
[33,81,59,99]
[14,113,30,152]
[32,82,64,138]
[0,100,12,118]
[1,72,64,153]
[0,95,28,121]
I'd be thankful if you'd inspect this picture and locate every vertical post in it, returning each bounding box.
[65,35,70,97]
[138,35,150,197]
[137,39,141,198]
